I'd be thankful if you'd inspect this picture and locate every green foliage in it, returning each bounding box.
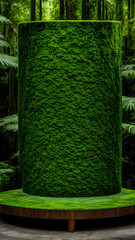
[122,96,135,111]
[0,161,21,192]
[0,114,18,132]
[0,54,18,68]
[0,169,14,174]
[122,123,135,135]
[0,16,18,68]
[122,60,135,140]
[0,165,14,192]
[0,162,9,169]
[11,151,19,159]
[0,38,10,48]
[0,15,11,24]
[122,64,135,79]
[19,21,122,197]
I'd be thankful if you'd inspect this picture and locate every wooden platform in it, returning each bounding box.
[0,204,135,232]
[0,189,135,232]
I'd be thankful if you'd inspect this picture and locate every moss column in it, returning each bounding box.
[19,21,122,197]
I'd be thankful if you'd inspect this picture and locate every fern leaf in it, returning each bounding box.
[0,114,18,132]
[122,65,135,71]
[122,64,135,78]
[0,15,11,24]
[0,54,18,68]
[122,123,135,135]
[0,39,10,48]
[122,96,135,111]
[0,32,4,39]
[0,169,14,175]
[128,18,135,22]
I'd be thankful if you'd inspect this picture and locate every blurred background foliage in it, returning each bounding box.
[0,0,135,192]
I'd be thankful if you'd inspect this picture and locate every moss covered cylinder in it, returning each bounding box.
[18,21,122,197]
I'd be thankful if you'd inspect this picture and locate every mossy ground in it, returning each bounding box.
[0,188,135,210]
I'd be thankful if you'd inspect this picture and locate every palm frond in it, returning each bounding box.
[128,18,135,22]
[122,64,135,78]
[0,39,10,48]
[0,32,4,39]
[0,16,17,35]
[4,124,18,132]
[122,123,135,135]
[0,114,18,132]
[122,64,135,71]
[0,15,11,24]
[0,54,18,68]
[0,169,14,175]
[122,96,135,111]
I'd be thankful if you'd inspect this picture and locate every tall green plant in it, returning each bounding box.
[0,16,18,68]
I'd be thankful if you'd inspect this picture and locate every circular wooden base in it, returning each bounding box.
[0,189,135,232]
[0,204,135,232]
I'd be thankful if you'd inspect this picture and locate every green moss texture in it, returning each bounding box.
[0,188,135,210]
[18,21,122,197]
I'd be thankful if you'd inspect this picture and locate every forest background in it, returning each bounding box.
[0,0,135,192]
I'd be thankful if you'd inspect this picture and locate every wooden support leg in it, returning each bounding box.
[68,219,75,232]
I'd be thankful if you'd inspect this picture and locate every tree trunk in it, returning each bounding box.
[8,68,16,115]
[131,0,135,55]
[66,0,69,19]
[0,1,1,14]
[31,0,36,21]
[102,0,104,20]
[82,0,89,20]
[39,0,42,20]
[127,0,131,54]
[105,0,108,20]
[69,0,73,20]
[131,0,135,19]
[97,0,101,20]
[128,0,131,19]
[60,0,64,19]
[116,0,123,21]
[116,0,119,20]
[119,0,123,21]
[82,0,86,19]
[66,0,73,20]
